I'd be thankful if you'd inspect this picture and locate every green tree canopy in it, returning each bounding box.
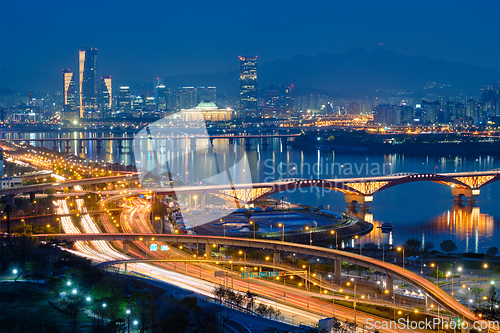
[440,239,458,254]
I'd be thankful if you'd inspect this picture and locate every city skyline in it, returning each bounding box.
[1,0,499,92]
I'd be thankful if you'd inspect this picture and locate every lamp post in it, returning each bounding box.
[397,247,405,269]
[458,267,462,285]
[278,223,285,242]
[302,265,310,291]
[483,263,488,281]
[126,309,131,333]
[431,263,439,285]
[331,230,337,249]
[250,221,256,239]
[220,218,225,237]
[305,226,312,245]
[354,235,361,255]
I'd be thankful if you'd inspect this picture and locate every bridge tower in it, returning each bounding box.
[451,187,478,205]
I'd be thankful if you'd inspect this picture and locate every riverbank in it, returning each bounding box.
[291,133,500,157]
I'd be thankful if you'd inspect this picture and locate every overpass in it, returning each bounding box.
[35,233,479,326]
[0,174,138,199]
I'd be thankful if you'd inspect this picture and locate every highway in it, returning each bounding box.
[39,230,481,326]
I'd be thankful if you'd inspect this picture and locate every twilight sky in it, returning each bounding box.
[0,0,499,91]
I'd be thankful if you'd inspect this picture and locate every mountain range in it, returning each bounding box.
[1,48,498,97]
[161,47,499,97]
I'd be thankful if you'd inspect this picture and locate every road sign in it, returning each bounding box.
[241,271,279,278]
[150,244,157,251]
[215,271,225,278]
[161,245,169,251]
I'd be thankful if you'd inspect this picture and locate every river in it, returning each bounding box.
[5,130,500,253]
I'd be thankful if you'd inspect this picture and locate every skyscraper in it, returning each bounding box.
[155,79,168,112]
[118,86,131,112]
[177,87,197,110]
[284,84,295,113]
[196,86,216,104]
[239,56,257,114]
[79,47,98,118]
[100,76,112,118]
[63,69,77,115]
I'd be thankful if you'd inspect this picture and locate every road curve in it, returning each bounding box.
[35,233,480,326]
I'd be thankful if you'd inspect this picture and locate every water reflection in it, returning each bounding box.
[356,204,496,254]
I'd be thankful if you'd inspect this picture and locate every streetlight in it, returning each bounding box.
[354,235,361,255]
[126,309,131,333]
[397,247,405,269]
[458,267,462,285]
[483,263,488,281]
[249,221,256,239]
[330,230,338,249]
[431,263,439,285]
[302,264,311,291]
[278,223,285,242]
[305,226,312,245]
[446,272,454,297]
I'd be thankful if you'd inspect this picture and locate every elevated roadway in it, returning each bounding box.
[35,233,479,326]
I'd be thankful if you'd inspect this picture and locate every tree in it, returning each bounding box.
[440,239,458,254]
[487,247,499,257]
[244,210,253,222]
[471,287,484,304]
[430,270,444,280]
[423,242,435,252]
[404,238,422,254]
[60,293,84,333]
[245,291,256,312]
[152,200,167,218]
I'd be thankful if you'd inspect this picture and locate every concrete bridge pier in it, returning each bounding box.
[273,250,280,271]
[280,137,288,149]
[123,241,129,254]
[117,140,124,154]
[205,244,212,258]
[386,275,394,299]
[8,194,15,206]
[96,140,102,150]
[334,259,341,285]
[52,140,58,150]
[451,187,478,206]
[29,192,36,202]
[124,263,128,275]
[201,195,205,211]
[344,194,372,209]
[65,140,71,152]
[245,139,251,148]
[190,138,197,150]
[187,194,192,210]
[228,138,234,145]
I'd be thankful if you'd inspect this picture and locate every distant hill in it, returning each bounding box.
[1,48,498,96]
[162,48,500,96]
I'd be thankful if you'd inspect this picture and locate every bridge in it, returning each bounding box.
[117,170,500,208]
[35,233,479,326]
[2,134,299,152]
[0,174,139,200]
[3,170,498,208]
